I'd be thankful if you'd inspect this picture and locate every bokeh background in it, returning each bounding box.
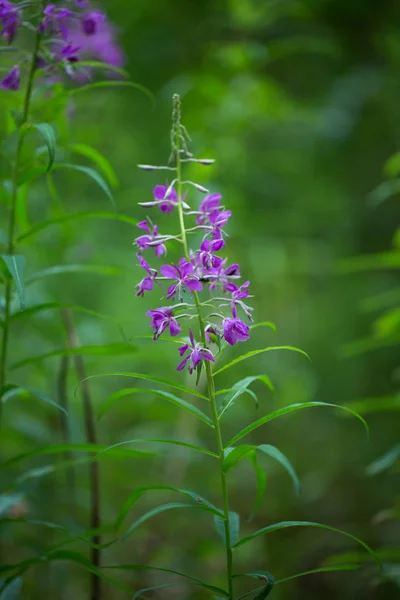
[1,0,399,598]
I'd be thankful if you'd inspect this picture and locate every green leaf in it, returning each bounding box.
[218,375,274,419]
[96,439,217,464]
[10,302,120,329]
[337,251,400,274]
[1,443,153,470]
[223,445,254,472]
[257,444,300,495]
[324,548,400,566]
[248,452,267,521]
[233,521,382,568]
[275,565,360,584]
[70,144,118,188]
[226,402,369,447]
[0,495,22,518]
[25,264,127,286]
[16,211,137,243]
[11,343,136,370]
[384,151,400,177]
[30,124,56,171]
[235,572,274,600]
[1,255,25,310]
[123,502,221,541]
[250,321,277,334]
[68,80,155,106]
[1,385,68,416]
[116,485,222,532]
[368,179,400,205]
[103,565,228,597]
[52,163,115,208]
[214,346,310,376]
[214,512,240,547]
[133,583,182,599]
[0,576,22,599]
[346,396,400,415]
[84,371,208,401]
[366,444,400,475]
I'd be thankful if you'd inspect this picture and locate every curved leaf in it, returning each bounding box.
[84,371,208,401]
[31,123,56,171]
[366,444,400,475]
[133,583,183,599]
[250,322,277,334]
[97,439,217,465]
[233,521,382,568]
[226,402,369,447]
[218,375,274,419]
[214,512,240,547]
[324,548,400,566]
[25,264,128,286]
[257,445,300,495]
[275,565,360,584]
[70,143,118,188]
[68,80,155,105]
[11,343,137,370]
[1,255,25,310]
[1,443,153,469]
[103,565,228,596]
[52,163,115,208]
[116,485,222,532]
[214,346,310,376]
[234,572,274,600]
[1,385,67,416]
[16,212,137,243]
[10,302,120,327]
[123,503,220,541]
[248,452,267,521]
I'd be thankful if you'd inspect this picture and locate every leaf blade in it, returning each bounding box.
[214,346,310,376]
[31,123,56,171]
[1,255,25,310]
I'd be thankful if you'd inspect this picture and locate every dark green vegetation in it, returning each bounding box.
[0,0,399,599]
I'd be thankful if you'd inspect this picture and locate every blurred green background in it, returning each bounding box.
[1,0,399,598]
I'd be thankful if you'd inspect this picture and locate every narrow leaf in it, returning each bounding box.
[257,444,300,495]
[233,520,382,568]
[226,402,368,447]
[31,123,56,171]
[133,583,182,599]
[16,212,137,243]
[214,346,310,376]
[223,445,254,472]
[1,385,67,416]
[25,264,127,286]
[275,564,360,584]
[84,372,208,401]
[1,255,25,310]
[248,451,267,521]
[219,375,274,419]
[68,80,154,105]
[70,144,118,188]
[11,302,120,328]
[366,444,400,475]
[96,438,217,462]
[52,163,115,208]
[213,512,240,547]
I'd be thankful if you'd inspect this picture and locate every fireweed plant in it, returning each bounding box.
[97,95,382,599]
[0,1,148,599]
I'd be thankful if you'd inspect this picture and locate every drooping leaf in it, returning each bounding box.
[16,212,137,243]
[10,302,120,328]
[1,385,68,416]
[84,371,208,401]
[223,445,254,472]
[1,444,153,469]
[218,375,274,419]
[52,163,115,208]
[30,123,56,171]
[226,402,368,447]
[25,264,128,286]
[257,444,300,495]
[103,565,228,597]
[133,583,183,599]
[116,485,222,532]
[213,512,240,547]
[250,321,277,334]
[1,255,25,310]
[214,346,310,376]
[275,565,360,584]
[70,143,118,188]
[248,451,267,521]
[68,80,155,105]
[233,521,382,568]
[123,502,221,541]
[234,572,274,600]
[97,438,217,461]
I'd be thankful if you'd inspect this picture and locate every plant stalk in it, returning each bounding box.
[0,8,44,420]
[173,95,234,599]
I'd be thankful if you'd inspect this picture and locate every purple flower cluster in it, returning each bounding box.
[0,0,122,92]
[136,159,254,375]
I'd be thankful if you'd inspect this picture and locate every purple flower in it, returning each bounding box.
[208,208,231,240]
[146,307,181,340]
[224,280,254,321]
[196,193,221,226]
[74,0,89,6]
[39,5,72,39]
[0,1,19,43]
[82,10,105,36]
[198,238,224,269]
[177,329,215,374]
[66,17,123,68]
[160,260,202,300]
[154,184,178,213]
[223,317,250,345]
[136,255,157,297]
[0,65,19,91]
[135,221,167,258]
[207,259,240,290]
[205,323,220,344]
[60,43,81,64]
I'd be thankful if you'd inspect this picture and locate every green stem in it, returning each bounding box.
[174,97,234,599]
[0,17,44,416]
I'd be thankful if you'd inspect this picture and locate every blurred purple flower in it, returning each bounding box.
[177,329,215,374]
[196,193,221,226]
[146,307,181,340]
[66,17,123,68]
[39,5,72,39]
[154,184,178,213]
[223,317,250,345]
[160,260,202,300]
[0,1,19,43]
[135,221,167,258]
[81,10,105,36]
[225,280,253,321]
[198,238,224,269]
[0,65,19,90]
